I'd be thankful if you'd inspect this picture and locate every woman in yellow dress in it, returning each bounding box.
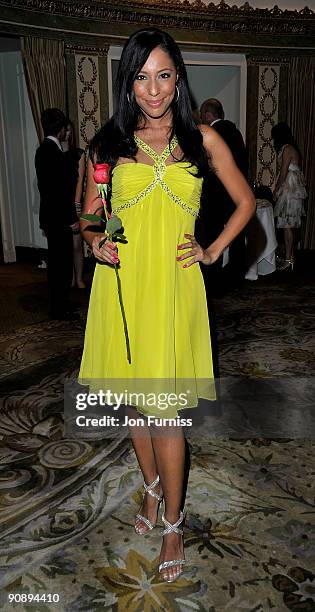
[79,28,255,583]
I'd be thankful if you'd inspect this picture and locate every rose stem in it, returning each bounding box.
[114,264,131,364]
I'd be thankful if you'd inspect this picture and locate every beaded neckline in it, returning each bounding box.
[112,134,200,218]
[134,134,179,164]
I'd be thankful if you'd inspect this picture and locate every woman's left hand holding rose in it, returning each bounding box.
[177,233,221,267]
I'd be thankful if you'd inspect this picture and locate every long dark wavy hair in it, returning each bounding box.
[271,122,301,160]
[89,28,209,176]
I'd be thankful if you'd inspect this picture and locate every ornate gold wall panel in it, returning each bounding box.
[74,54,101,149]
[256,65,280,187]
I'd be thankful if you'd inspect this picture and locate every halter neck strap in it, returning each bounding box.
[134,135,178,164]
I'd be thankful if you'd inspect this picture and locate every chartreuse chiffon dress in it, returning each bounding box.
[79,135,215,418]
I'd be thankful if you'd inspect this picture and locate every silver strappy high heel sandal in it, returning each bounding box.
[135,475,163,534]
[158,511,186,582]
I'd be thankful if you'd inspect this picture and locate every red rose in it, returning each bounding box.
[93,163,111,184]
[82,160,130,364]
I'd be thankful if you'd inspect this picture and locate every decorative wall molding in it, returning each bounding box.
[247,56,291,65]
[66,44,109,57]
[0,0,314,36]
[2,0,314,18]
[256,65,279,187]
[75,55,101,148]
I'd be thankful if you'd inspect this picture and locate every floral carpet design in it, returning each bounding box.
[0,272,314,610]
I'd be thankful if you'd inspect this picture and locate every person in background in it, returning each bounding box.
[62,120,86,289]
[200,98,248,177]
[271,122,307,271]
[244,185,277,281]
[35,108,79,320]
[196,98,249,294]
[255,185,274,208]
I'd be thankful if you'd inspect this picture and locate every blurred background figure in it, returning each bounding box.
[62,120,86,289]
[35,108,79,320]
[195,98,249,296]
[200,98,248,177]
[272,122,307,271]
[245,185,277,281]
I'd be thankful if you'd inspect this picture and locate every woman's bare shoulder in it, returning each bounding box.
[282,143,298,158]
[198,124,222,150]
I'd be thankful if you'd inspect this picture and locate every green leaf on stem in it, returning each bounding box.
[106,215,122,234]
[80,214,103,223]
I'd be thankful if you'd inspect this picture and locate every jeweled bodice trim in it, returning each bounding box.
[111,135,199,218]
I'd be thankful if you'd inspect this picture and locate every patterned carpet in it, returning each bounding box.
[0,262,314,611]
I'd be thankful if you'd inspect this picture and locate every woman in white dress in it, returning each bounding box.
[272,122,307,271]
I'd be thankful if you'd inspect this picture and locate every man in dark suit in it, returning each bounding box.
[35,108,79,320]
[195,98,249,295]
